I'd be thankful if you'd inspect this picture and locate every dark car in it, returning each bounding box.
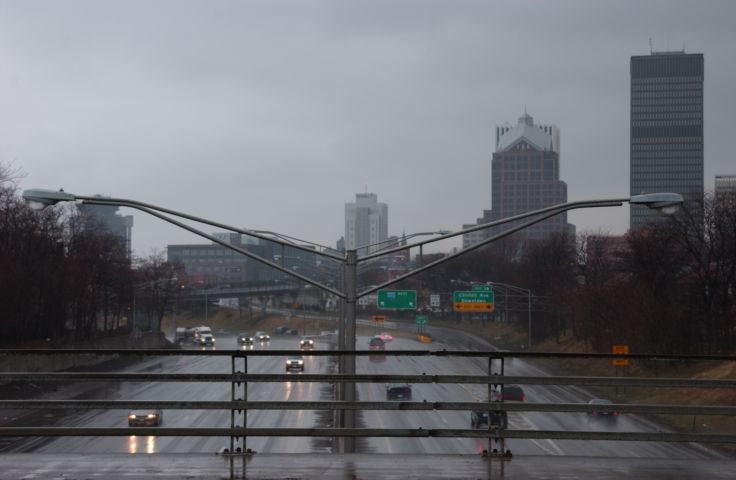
[300,336,315,349]
[368,336,386,350]
[471,410,508,430]
[588,399,619,418]
[128,409,162,427]
[237,333,254,345]
[195,333,215,346]
[386,383,412,400]
[501,385,525,401]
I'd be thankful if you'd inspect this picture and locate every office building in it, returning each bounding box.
[715,175,736,200]
[78,197,134,258]
[167,234,318,286]
[463,112,573,247]
[345,192,388,255]
[630,50,704,228]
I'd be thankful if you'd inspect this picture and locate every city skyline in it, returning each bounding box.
[2,2,734,257]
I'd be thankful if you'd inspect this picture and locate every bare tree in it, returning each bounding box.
[133,251,182,332]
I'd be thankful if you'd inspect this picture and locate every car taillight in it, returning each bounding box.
[591,411,598,416]
[521,394,525,401]
[613,411,620,416]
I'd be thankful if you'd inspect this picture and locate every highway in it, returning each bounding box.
[0,327,726,461]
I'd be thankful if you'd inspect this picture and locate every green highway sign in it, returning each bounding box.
[472,284,491,292]
[377,289,417,310]
[415,314,428,325]
[453,288,494,312]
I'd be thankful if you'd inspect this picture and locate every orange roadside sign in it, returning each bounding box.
[612,344,630,366]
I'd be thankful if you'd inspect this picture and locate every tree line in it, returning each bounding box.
[400,194,736,354]
[0,166,180,347]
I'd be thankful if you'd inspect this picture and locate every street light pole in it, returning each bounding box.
[340,249,358,453]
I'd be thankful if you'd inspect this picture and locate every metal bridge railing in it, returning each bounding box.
[1,349,735,453]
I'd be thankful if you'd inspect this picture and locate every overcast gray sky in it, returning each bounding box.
[2,0,734,257]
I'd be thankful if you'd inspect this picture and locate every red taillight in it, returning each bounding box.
[613,411,620,416]
[591,411,598,416]
[521,394,525,401]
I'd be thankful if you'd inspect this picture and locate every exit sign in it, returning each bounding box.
[377,290,417,310]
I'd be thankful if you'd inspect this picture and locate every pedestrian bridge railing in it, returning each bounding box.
[1,349,735,450]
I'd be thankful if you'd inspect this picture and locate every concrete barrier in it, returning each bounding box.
[0,331,172,375]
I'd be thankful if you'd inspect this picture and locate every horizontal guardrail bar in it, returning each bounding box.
[0,427,734,443]
[1,349,735,361]
[0,400,734,416]
[1,372,734,388]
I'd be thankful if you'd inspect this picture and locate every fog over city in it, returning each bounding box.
[1,0,734,257]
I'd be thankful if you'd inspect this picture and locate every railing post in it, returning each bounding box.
[229,352,247,454]
[489,354,506,455]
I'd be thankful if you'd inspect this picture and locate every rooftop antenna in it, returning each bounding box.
[649,38,653,54]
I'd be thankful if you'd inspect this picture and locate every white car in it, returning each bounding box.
[285,355,304,372]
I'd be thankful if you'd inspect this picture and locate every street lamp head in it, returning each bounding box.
[22,189,77,210]
[629,192,684,215]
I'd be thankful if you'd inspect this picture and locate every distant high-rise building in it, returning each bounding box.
[630,50,704,228]
[345,192,388,255]
[463,112,573,247]
[78,197,134,257]
[335,236,345,252]
[715,174,736,203]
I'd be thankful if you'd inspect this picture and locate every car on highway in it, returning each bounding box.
[128,409,163,427]
[386,383,412,400]
[493,385,525,401]
[195,333,215,346]
[299,336,315,349]
[368,336,386,350]
[255,331,271,342]
[470,410,508,430]
[285,355,304,372]
[588,398,619,419]
[237,333,254,345]
[377,332,394,342]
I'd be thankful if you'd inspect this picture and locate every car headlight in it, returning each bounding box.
[297,360,304,364]
[212,339,216,343]
[147,414,156,419]
[128,414,136,419]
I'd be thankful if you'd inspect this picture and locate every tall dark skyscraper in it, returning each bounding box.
[630,51,704,228]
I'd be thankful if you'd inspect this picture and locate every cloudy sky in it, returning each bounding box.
[1,0,734,257]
